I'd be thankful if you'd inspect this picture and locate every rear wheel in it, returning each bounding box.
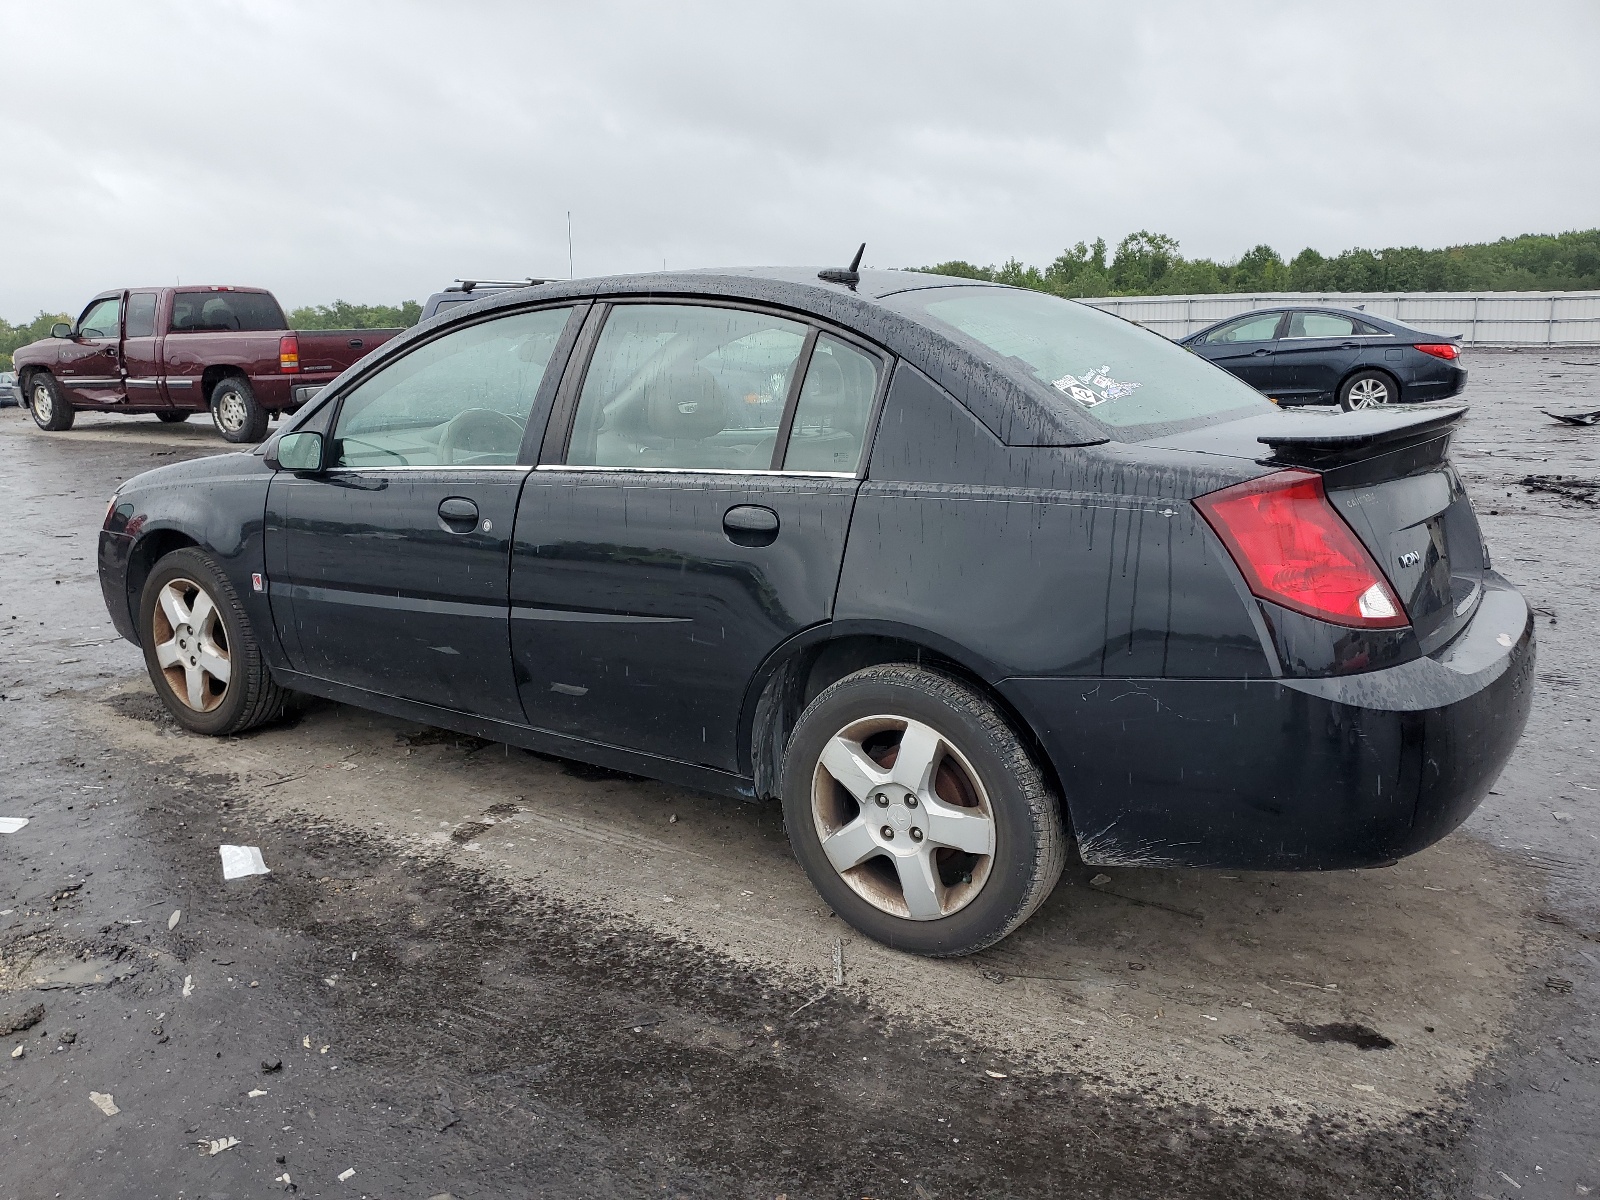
[139,547,288,735]
[1339,369,1399,411]
[28,374,74,430]
[156,411,191,424]
[780,664,1066,956]
[210,376,268,443]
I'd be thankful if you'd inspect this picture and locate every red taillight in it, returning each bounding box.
[1194,469,1408,629]
[279,334,300,373]
[1414,342,1460,360]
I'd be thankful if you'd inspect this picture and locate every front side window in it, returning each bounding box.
[781,335,879,473]
[567,304,808,470]
[331,307,573,468]
[901,287,1269,431]
[78,297,121,339]
[1203,312,1284,344]
[169,291,286,333]
[125,293,158,338]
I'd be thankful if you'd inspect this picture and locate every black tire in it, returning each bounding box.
[156,411,191,424]
[210,376,268,443]
[28,373,74,430]
[780,664,1066,956]
[1338,369,1400,411]
[139,547,288,736]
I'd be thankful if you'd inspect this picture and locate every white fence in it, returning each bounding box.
[1080,291,1600,346]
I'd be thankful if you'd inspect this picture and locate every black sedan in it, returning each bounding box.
[97,268,1532,955]
[1181,306,1466,410]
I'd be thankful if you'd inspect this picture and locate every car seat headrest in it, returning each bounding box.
[645,365,728,441]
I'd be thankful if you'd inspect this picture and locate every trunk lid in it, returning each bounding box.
[1144,404,1485,653]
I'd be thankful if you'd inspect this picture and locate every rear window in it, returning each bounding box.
[169,290,285,333]
[899,287,1270,434]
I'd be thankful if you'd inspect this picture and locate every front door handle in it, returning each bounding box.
[723,504,779,545]
[1252,348,1272,356]
[102,346,118,356]
[438,497,479,532]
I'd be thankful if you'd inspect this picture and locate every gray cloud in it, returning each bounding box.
[2,0,1596,317]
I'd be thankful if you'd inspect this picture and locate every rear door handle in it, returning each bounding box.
[102,347,118,356]
[723,504,779,544]
[1252,348,1272,356]
[348,339,364,349]
[438,497,479,531]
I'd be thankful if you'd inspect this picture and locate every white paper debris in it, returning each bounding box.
[276,1174,292,1185]
[168,910,181,930]
[219,845,270,879]
[89,1091,120,1116]
[0,818,28,834]
[338,1167,355,1181]
[302,1035,312,1049]
[247,1088,268,1098]
[10,1045,24,1059]
[984,1070,1007,1079]
[202,1136,240,1155]
[182,975,194,998]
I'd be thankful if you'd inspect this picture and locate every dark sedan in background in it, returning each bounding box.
[96,269,1530,956]
[1182,306,1466,410]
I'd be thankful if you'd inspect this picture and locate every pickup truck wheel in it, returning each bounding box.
[780,664,1067,956]
[139,547,288,736]
[28,374,75,431]
[156,411,191,424]
[210,377,268,443]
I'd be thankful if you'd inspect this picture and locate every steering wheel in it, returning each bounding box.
[437,408,526,465]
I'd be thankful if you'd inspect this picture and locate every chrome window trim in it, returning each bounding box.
[534,463,857,479]
[1279,333,1394,341]
[318,464,536,474]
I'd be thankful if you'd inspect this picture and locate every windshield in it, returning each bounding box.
[899,286,1271,434]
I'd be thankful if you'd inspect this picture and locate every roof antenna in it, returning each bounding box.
[818,243,866,287]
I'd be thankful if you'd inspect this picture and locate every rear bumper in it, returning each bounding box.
[1405,364,1466,401]
[1000,571,1534,870]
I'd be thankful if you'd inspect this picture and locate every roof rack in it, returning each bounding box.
[445,278,546,294]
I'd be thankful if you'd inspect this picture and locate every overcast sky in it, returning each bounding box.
[3,0,1597,319]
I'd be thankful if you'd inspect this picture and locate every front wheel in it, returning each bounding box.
[1339,369,1399,411]
[780,664,1066,956]
[210,376,268,443]
[139,547,288,735]
[28,374,75,430]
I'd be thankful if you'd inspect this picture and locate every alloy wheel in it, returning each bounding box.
[1346,377,1392,408]
[150,577,232,712]
[32,382,53,423]
[215,390,247,433]
[810,715,996,920]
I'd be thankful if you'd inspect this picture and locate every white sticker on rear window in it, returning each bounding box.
[1052,364,1141,408]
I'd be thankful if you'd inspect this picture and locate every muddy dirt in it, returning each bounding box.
[2,351,1597,1198]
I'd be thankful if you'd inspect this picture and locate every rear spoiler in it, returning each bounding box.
[1258,404,1467,468]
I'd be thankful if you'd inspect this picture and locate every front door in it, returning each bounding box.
[511,302,883,771]
[264,304,580,721]
[56,294,126,406]
[1192,310,1286,393]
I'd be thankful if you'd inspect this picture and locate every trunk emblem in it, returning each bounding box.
[1398,551,1421,568]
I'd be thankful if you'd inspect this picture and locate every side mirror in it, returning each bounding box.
[272,431,326,473]
[51,323,73,339]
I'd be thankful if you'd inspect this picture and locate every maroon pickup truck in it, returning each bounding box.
[12,286,401,443]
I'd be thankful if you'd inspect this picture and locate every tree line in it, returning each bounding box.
[920,228,1600,298]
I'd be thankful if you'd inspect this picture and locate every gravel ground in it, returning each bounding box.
[0,351,1596,1199]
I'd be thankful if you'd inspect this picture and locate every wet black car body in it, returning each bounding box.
[1181,306,1467,409]
[97,268,1533,951]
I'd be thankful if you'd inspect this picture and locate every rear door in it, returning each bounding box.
[509,301,884,771]
[264,304,581,721]
[1191,311,1287,393]
[56,293,126,406]
[120,292,166,408]
[1273,311,1366,400]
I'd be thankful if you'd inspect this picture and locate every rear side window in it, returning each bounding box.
[125,294,158,338]
[332,307,572,468]
[78,297,121,339]
[906,287,1269,431]
[169,291,286,333]
[782,335,879,473]
[1286,312,1355,338]
[567,304,808,471]
[1203,312,1283,344]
